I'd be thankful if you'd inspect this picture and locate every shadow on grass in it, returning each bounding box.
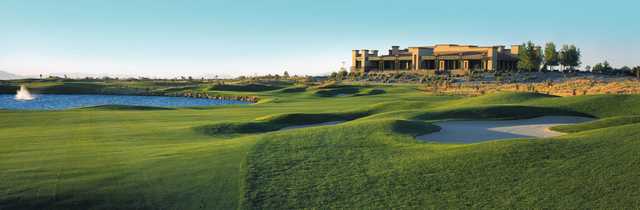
[194,111,370,136]
[391,120,441,137]
[278,86,307,93]
[413,105,593,121]
[78,105,176,111]
[354,89,386,97]
[314,87,361,97]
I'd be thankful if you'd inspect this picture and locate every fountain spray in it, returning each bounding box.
[15,85,35,101]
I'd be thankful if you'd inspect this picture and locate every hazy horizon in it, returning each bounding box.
[1,0,638,78]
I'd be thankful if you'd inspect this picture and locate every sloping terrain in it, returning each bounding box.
[1,81,639,209]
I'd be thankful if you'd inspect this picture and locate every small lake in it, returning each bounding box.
[0,94,250,110]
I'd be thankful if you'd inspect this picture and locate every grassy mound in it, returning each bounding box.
[194,121,280,135]
[209,84,284,92]
[464,91,555,104]
[414,105,590,120]
[552,115,640,133]
[244,118,640,209]
[354,88,386,96]
[195,112,369,136]
[314,87,361,97]
[312,82,358,89]
[34,83,112,94]
[528,94,640,117]
[257,112,368,124]
[365,96,459,114]
[278,86,307,93]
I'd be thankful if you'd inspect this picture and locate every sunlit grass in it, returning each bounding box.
[2,81,640,209]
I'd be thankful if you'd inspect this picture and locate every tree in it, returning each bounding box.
[337,69,348,81]
[517,41,543,72]
[283,71,290,78]
[330,72,338,79]
[619,66,632,74]
[633,66,640,78]
[559,44,581,71]
[592,61,613,73]
[585,65,591,72]
[544,42,559,71]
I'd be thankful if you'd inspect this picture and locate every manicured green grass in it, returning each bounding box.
[80,104,176,111]
[2,81,640,209]
[245,119,640,209]
[552,115,640,133]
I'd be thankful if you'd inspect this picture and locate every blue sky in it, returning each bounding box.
[1,0,638,77]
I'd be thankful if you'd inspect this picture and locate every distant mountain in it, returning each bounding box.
[0,70,25,80]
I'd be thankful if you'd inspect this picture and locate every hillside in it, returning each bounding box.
[0,70,25,80]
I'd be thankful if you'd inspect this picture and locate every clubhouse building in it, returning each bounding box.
[352,44,522,75]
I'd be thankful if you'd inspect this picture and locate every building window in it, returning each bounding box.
[422,60,436,70]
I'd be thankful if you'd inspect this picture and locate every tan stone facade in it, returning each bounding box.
[352,44,520,75]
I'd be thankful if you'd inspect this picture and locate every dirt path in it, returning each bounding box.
[417,116,593,143]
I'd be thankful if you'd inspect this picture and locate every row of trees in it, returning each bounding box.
[517,41,581,72]
[588,61,640,78]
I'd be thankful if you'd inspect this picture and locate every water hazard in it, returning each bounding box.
[0,94,249,110]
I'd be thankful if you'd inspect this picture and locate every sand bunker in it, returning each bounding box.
[281,121,345,130]
[417,116,593,143]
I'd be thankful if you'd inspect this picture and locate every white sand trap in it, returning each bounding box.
[417,116,593,143]
[281,121,345,130]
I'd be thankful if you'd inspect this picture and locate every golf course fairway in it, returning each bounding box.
[2,83,640,209]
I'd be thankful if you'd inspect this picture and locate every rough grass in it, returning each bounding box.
[2,81,640,209]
